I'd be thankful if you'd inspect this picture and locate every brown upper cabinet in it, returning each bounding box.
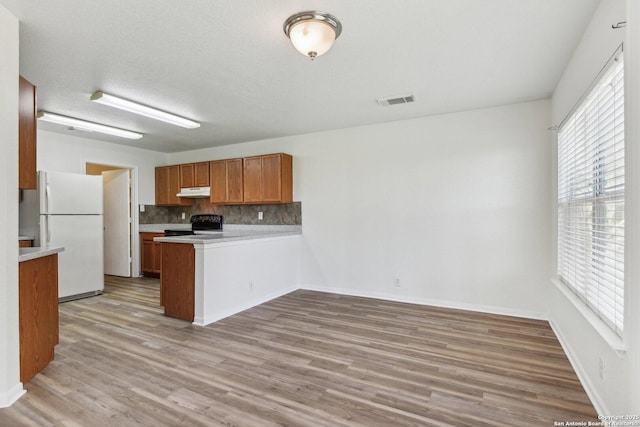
[155,166,170,206]
[19,76,37,190]
[157,153,292,206]
[210,158,243,204]
[243,153,292,204]
[180,162,209,188]
[242,156,262,203]
[155,165,194,207]
[226,159,244,203]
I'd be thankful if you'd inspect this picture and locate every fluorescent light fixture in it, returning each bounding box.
[90,91,200,129]
[37,111,143,140]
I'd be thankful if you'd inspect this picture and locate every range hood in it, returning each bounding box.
[176,187,211,198]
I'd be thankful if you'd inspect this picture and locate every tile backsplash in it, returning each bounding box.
[139,199,301,225]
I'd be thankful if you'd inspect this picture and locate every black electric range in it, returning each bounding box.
[164,214,223,236]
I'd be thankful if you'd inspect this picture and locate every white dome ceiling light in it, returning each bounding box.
[283,11,342,60]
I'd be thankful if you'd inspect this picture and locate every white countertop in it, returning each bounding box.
[19,246,65,262]
[19,235,34,241]
[154,227,301,245]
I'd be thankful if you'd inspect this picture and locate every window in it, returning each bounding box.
[557,49,624,336]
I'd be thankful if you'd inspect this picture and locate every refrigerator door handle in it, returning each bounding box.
[45,182,51,214]
[45,215,51,244]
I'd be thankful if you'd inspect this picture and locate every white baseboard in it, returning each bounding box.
[0,382,25,408]
[549,319,608,416]
[300,284,548,321]
[193,286,299,326]
[193,284,548,326]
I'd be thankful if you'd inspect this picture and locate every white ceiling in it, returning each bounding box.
[2,0,601,153]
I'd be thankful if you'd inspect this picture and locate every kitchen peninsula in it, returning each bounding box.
[155,226,301,325]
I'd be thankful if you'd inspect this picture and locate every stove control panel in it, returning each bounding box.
[190,214,223,230]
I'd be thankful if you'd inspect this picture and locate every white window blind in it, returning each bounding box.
[557,50,624,336]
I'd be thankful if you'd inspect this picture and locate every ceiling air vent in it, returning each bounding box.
[377,94,415,107]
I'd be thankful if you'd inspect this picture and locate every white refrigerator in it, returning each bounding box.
[20,171,104,301]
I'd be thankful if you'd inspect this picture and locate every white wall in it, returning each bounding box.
[169,99,552,319]
[549,0,639,415]
[0,3,24,407]
[37,130,167,205]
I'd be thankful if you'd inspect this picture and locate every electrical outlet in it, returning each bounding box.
[139,204,145,212]
[393,277,400,287]
[598,357,605,381]
[258,211,263,220]
[181,212,186,220]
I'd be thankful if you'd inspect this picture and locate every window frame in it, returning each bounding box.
[556,45,625,340]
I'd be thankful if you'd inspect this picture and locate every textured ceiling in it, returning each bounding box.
[2,0,602,152]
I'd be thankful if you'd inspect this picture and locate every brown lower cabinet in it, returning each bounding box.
[19,254,59,383]
[160,243,195,322]
[140,233,163,277]
[19,240,33,248]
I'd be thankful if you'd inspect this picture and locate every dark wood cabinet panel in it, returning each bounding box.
[167,166,183,205]
[262,154,283,202]
[155,166,194,207]
[180,163,194,188]
[152,241,162,272]
[19,76,37,190]
[226,158,244,203]
[280,154,293,203]
[19,240,33,248]
[141,240,154,271]
[242,154,292,204]
[155,167,169,206]
[180,162,209,188]
[19,254,58,383]
[194,162,210,187]
[210,159,243,204]
[140,233,164,278]
[161,243,195,322]
[209,160,226,203]
[243,156,262,203]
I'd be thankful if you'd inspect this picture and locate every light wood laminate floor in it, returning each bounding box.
[1,276,597,426]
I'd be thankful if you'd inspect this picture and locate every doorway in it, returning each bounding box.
[86,163,135,277]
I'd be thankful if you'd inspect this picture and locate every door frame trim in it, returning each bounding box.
[84,161,139,278]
